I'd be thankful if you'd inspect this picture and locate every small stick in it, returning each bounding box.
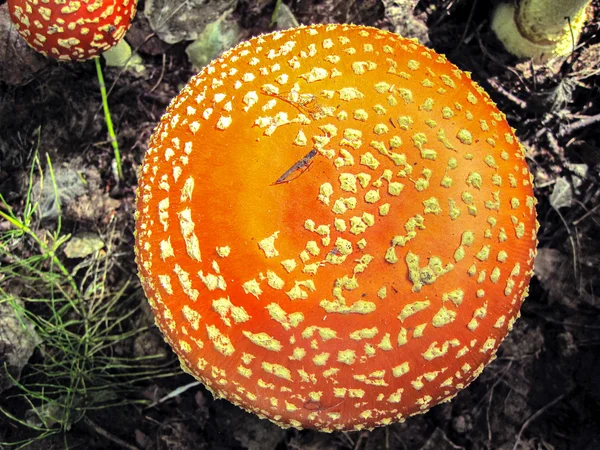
[511,392,568,450]
[95,57,123,181]
[149,53,166,94]
[559,113,600,137]
[457,0,479,50]
[84,416,139,450]
[145,381,202,409]
[572,201,600,226]
[486,78,528,110]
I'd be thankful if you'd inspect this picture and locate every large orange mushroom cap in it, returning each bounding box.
[135,24,538,432]
[8,0,137,61]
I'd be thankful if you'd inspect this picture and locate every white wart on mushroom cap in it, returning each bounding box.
[135,24,538,432]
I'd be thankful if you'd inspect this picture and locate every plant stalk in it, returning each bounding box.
[94,57,123,181]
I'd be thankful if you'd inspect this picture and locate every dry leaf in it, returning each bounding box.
[0,298,41,393]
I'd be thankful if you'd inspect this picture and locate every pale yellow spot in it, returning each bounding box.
[398,300,430,321]
[258,231,280,258]
[457,129,473,145]
[281,259,297,272]
[242,279,262,298]
[178,208,202,262]
[432,307,457,327]
[242,331,282,352]
[337,349,357,365]
[392,362,410,377]
[205,325,235,356]
[350,328,378,340]
[262,362,292,380]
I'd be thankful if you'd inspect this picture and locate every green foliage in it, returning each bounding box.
[185,12,242,69]
[0,152,176,448]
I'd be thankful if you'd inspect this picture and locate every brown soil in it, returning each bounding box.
[1,1,599,449]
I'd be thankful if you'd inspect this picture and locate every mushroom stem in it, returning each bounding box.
[491,0,591,61]
[94,57,122,181]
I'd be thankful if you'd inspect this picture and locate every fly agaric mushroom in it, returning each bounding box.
[8,0,138,61]
[135,24,538,431]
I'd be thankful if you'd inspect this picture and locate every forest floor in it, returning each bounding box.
[0,1,599,449]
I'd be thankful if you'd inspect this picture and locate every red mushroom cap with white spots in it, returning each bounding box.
[8,0,137,61]
[135,24,538,432]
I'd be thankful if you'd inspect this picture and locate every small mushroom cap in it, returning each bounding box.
[135,24,538,432]
[8,0,138,61]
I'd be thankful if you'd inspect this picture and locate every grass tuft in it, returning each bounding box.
[0,152,176,449]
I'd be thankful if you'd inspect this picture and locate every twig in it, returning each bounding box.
[430,0,460,28]
[94,57,122,181]
[559,113,600,137]
[546,130,580,285]
[572,201,600,226]
[389,429,408,450]
[385,426,390,450]
[473,360,514,413]
[149,53,167,94]
[145,381,201,409]
[353,431,369,450]
[474,30,531,97]
[106,32,158,100]
[530,310,600,329]
[341,432,355,447]
[564,16,576,73]
[486,383,495,450]
[486,78,528,110]
[84,417,139,450]
[456,0,479,50]
[554,206,579,287]
[511,392,568,450]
